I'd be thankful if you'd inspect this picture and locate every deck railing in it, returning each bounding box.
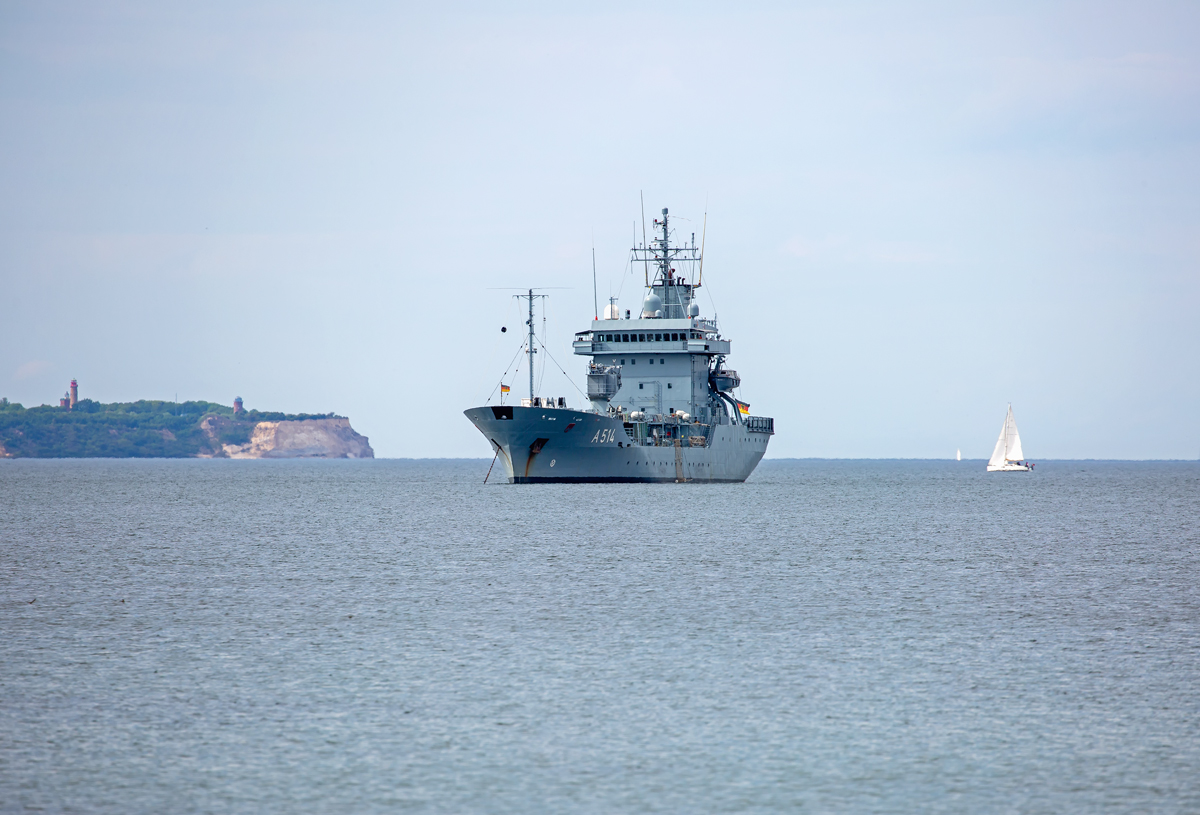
[745,416,774,434]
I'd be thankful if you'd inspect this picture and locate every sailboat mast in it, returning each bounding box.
[1006,404,1014,460]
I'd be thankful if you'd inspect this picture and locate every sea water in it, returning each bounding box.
[2,459,1198,813]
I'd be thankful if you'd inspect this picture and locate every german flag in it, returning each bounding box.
[737,401,749,416]
[500,384,511,394]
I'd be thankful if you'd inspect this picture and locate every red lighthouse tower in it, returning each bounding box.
[69,379,78,409]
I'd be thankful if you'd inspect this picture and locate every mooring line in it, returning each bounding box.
[484,449,499,483]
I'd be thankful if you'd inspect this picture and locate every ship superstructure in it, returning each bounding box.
[464,207,773,483]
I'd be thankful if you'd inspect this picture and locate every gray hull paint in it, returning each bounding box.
[465,406,769,483]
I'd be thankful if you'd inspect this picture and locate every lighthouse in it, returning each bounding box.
[69,379,78,409]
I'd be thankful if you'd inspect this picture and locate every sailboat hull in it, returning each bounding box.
[987,462,1030,472]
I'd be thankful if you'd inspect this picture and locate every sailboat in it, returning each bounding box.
[956,449,961,461]
[987,405,1033,472]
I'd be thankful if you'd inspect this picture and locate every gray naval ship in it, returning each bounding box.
[465,207,774,483]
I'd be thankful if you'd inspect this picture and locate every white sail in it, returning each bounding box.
[956,449,961,461]
[988,418,1007,467]
[987,405,1031,472]
[1005,406,1024,461]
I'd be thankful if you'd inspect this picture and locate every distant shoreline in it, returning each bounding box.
[0,397,371,459]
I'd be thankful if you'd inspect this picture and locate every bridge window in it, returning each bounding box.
[638,333,645,342]
[655,333,662,341]
[622,333,629,342]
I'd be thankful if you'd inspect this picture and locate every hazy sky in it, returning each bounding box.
[2,1,1197,458]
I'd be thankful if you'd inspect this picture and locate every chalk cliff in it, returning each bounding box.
[201,416,374,459]
[0,397,374,459]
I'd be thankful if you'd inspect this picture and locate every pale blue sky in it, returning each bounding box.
[2,1,1197,458]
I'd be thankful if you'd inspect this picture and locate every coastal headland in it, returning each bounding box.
[0,384,372,459]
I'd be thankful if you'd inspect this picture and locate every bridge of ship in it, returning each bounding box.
[570,315,772,449]
[575,319,727,355]
[574,318,727,416]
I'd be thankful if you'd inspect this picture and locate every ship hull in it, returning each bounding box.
[464,406,769,483]
[987,462,1031,472]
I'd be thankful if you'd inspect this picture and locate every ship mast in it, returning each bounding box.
[514,289,547,401]
[657,208,671,284]
[527,290,535,400]
[630,206,703,318]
